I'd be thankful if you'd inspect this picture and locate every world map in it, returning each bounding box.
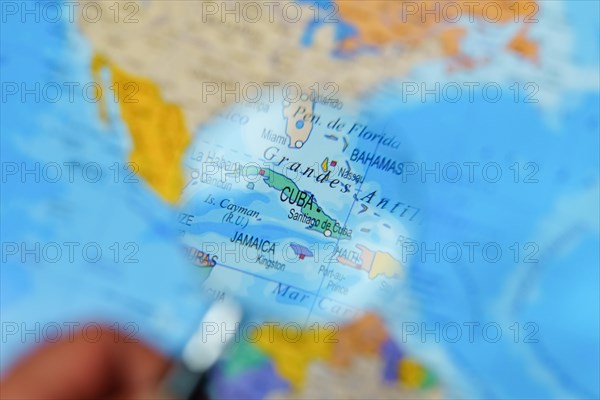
[2,1,599,399]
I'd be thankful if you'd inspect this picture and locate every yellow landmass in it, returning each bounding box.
[254,314,389,389]
[92,54,191,204]
[370,251,404,280]
[254,324,335,390]
[399,358,428,389]
[257,313,438,397]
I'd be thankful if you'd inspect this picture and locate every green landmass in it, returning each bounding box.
[221,339,269,377]
[244,166,351,239]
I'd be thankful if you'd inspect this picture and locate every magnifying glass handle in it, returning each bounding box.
[159,362,209,399]
[159,299,243,399]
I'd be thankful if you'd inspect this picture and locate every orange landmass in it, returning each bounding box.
[330,313,389,367]
[337,244,375,273]
[336,0,539,65]
[507,27,539,63]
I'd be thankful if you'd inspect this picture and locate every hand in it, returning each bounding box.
[1,325,171,399]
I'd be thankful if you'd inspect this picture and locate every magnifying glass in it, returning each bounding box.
[167,94,424,398]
